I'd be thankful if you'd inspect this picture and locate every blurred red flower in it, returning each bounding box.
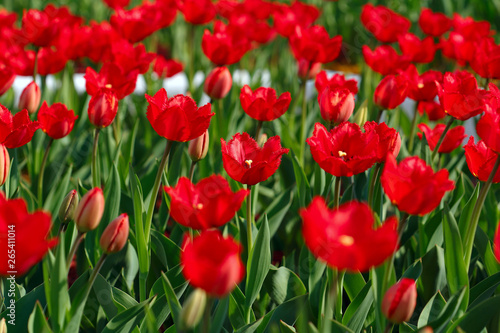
[202,21,251,65]
[240,85,291,122]
[401,65,443,102]
[417,123,466,153]
[204,66,232,100]
[85,63,139,99]
[364,122,401,163]
[289,25,342,65]
[417,101,447,121]
[470,37,500,79]
[38,102,78,139]
[273,1,319,38]
[418,8,452,37]
[361,4,410,43]
[0,106,40,149]
[318,87,355,125]
[103,0,130,9]
[398,33,436,64]
[88,88,119,129]
[464,136,500,183]
[374,75,409,110]
[362,45,410,76]
[315,71,358,95]
[178,0,216,25]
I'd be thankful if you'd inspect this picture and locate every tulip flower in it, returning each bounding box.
[0,145,9,187]
[85,63,138,100]
[37,46,69,76]
[188,130,209,163]
[74,188,105,233]
[318,87,355,125]
[105,41,156,75]
[164,175,249,230]
[398,33,436,64]
[103,0,130,9]
[440,32,477,66]
[417,123,466,153]
[22,8,59,47]
[360,4,410,43]
[464,137,500,183]
[362,45,410,76]
[0,193,57,276]
[201,21,251,66]
[470,37,500,79]
[297,60,321,80]
[38,102,78,139]
[0,106,40,149]
[374,75,409,110]
[240,85,291,122]
[306,122,379,177]
[19,81,41,115]
[273,1,320,38]
[178,0,217,25]
[300,197,399,272]
[289,25,342,65]
[228,13,276,45]
[417,101,447,121]
[363,122,401,163]
[181,230,245,297]
[419,8,452,37]
[315,71,358,95]
[100,213,129,254]
[221,133,289,185]
[382,278,417,323]
[401,65,443,102]
[381,155,455,216]
[153,56,184,79]
[88,88,119,129]
[204,67,232,100]
[145,88,214,142]
[495,223,500,263]
[0,64,15,96]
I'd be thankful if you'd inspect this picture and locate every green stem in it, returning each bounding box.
[376,108,384,123]
[299,80,308,166]
[33,47,39,83]
[408,105,419,152]
[246,185,253,252]
[321,268,339,333]
[189,161,196,182]
[217,99,225,140]
[368,163,382,209]
[384,323,393,333]
[91,128,101,188]
[463,154,500,270]
[145,140,173,242]
[431,117,454,162]
[201,297,213,333]
[333,176,341,208]
[382,212,409,297]
[255,120,263,142]
[188,25,195,94]
[37,138,53,208]
[66,232,85,270]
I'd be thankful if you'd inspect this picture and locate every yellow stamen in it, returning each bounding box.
[339,235,354,246]
[338,151,347,157]
[194,203,203,210]
[417,83,425,89]
[245,160,253,168]
[105,84,113,89]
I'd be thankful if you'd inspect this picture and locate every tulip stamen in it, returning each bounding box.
[338,151,347,157]
[245,160,253,168]
[339,235,354,246]
[194,203,204,210]
[105,84,113,89]
[417,83,424,89]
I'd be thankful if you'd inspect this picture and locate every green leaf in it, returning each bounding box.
[151,229,181,269]
[263,266,307,305]
[28,302,53,333]
[255,188,293,237]
[402,259,423,281]
[129,165,149,278]
[0,284,46,333]
[290,151,311,207]
[342,281,373,332]
[474,227,500,275]
[418,292,447,328]
[458,182,479,244]
[101,298,152,333]
[210,297,229,333]
[161,272,182,326]
[343,272,366,301]
[424,287,467,332]
[245,216,271,310]
[446,295,500,333]
[468,271,500,309]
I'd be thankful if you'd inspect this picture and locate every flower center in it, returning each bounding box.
[193,203,203,210]
[105,84,113,89]
[339,235,354,246]
[245,160,253,168]
[417,83,424,89]
[338,151,347,157]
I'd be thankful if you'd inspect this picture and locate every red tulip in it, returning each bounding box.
[495,223,500,263]
[289,25,342,65]
[188,130,209,162]
[440,32,477,66]
[100,213,129,254]
[306,122,379,177]
[464,137,500,183]
[398,33,436,64]
[229,13,276,45]
[297,59,321,81]
[0,193,57,276]
[164,175,249,230]
[319,87,355,125]
[85,63,138,100]
[381,155,454,216]
[452,14,491,40]
[88,88,119,128]
[0,64,15,96]
[19,81,41,115]
[153,56,184,78]
[0,145,9,186]
[315,71,358,95]
[74,187,105,233]
[382,278,417,323]
[364,122,401,163]
[417,123,466,153]
[0,107,40,149]
[470,37,500,79]
[476,108,500,154]
[240,85,291,122]
[146,88,214,142]
[362,45,410,76]
[22,8,59,47]
[84,22,123,64]
[181,230,245,297]
[38,102,78,139]
[437,71,487,121]
[300,197,398,272]
[374,75,409,110]
[204,67,232,100]
[417,101,446,121]
[360,4,410,43]
[273,1,320,38]
[201,21,251,66]
[37,46,69,76]
[103,0,130,9]
[419,8,452,37]
[401,65,442,102]
[178,0,216,25]
[221,133,289,185]
[105,41,156,75]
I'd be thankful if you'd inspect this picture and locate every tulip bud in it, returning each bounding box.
[74,188,105,232]
[0,318,6,333]
[0,145,9,186]
[319,87,355,125]
[88,88,118,128]
[180,288,207,330]
[297,59,321,80]
[19,81,41,114]
[382,278,417,323]
[258,133,267,147]
[418,327,433,333]
[203,67,232,100]
[100,213,129,254]
[58,190,79,225]
[188,130,209,162]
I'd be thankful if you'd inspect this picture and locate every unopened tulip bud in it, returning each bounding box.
[418,327,433,333]
[74,188,105,232]
[88,88,118,128]
[258,133,267,147]
[204,67,232,100]
[19,81,41,114]
[188,130,209,162]
[58,190,79,224]
[0,145,9,186]
[180,288,207,330]
[319,87,355,125]
[100,213,129,254]
[382,278,417,323]
[0,318,6,333]
[297,59,321,80]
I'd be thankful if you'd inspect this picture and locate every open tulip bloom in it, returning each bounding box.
[4,2,500,333]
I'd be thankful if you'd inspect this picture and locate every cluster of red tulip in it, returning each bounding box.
[1,0,500,331]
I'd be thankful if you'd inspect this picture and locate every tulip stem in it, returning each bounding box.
[91,128,101,188]
[33,47,39,83]
[384,323,393,333]
[408,105,419,152]
[202,297,213,333]
[255,121,263,142]
[67,232,85,270]
[299,78,308,166]
[376,108,384,123]
[368,163,382,209]
[333,177,341,208]
[464,154,500,270]
[37,138,53,208]
[246,185,253,252]
[431,117,454,163]
[189,161,196,182]
[145,140,173,242]
[188,24,195,94]
[321,268,339,333]
[217,99,225,140]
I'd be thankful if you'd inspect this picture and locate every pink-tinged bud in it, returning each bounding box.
[19,81,41,114]
[74,188,105,232]
[88,88,118,128]
[319,87,355,125]
[188,130,209,162]
[203,67,232,100]
[258,133,268,147]
[100,213,129,254]
[0,144,8,186]
[382,278,417,323]
[58,189,79,225]
[297,59,321,80]
[418,327,433,333]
